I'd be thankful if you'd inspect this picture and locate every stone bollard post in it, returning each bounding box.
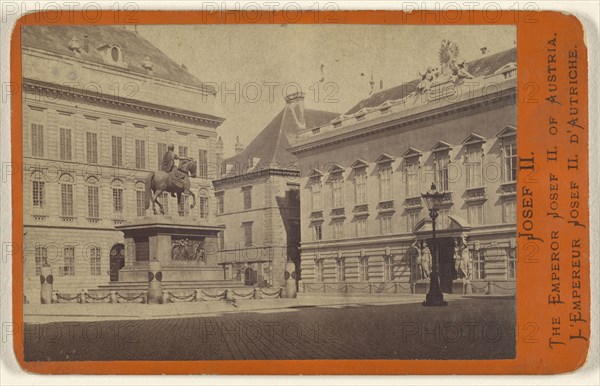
[463,279,472,294]
[80,289,87,304]
[297,280,304,293]
[110,291,118,304]
[283,261,297,299]
[147,260,163,304]
[195,289,203,302]
[253,287,261,300]
[487,281,493,295]
[40,265,53,304]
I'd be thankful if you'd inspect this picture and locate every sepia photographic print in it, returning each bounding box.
[20,22,519,363]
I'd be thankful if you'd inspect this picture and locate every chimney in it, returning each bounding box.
[284,91,306,130]
[83,34,89,53]
[234,136,245,155]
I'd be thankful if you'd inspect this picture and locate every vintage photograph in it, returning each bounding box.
[21,23,517,361]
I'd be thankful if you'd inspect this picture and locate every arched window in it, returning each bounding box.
[111,179,124,215]
[86,176,100,219]
[59,174,74,217]
[135,181,146,217]
[199,189,209,219]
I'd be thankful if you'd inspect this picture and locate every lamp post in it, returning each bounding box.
[421,183,448,307]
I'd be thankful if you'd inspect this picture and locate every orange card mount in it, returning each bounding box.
[10,10,589,375]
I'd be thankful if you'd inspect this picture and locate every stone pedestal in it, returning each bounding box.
[115,216,225,285]
[283,261,297,299]
[40,265,53,304]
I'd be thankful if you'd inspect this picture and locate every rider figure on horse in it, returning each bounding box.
[162,144,187,197]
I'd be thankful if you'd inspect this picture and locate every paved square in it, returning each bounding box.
[24,297,515,361]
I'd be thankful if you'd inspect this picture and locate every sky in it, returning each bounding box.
[137,24,516,157]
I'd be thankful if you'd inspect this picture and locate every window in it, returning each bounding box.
[242,186,252,210]
[384,255,394,281]
[112,187,123,214]
[112,136,123,166]
[472,249,485,280]
[59,128,72,161]
[331,174,344,208]
[465,148,483,188]
[356,218,367,237]
[332,221,344,239]
[62,246,75,276]
[503,142,517,182]
[503,200,517,223]
[438,209,450,229]
[35,245,48,276]
[86,132,98,164]
[359,257,369,282]
[336,259,346,282]
[407,211,421,232]
[157,143,167,169]
[379,166,393,201]
[136,190,146,217]
[32,180,45,208]
[111,46,119,62]
[311,178,322,211]
[216,192,224,214]
[406,162,419,197]
[60,177,74,217]
[218,231,225,250]
[179,146,188,158]
[135,139,146,169]
[315,259,324,282]
[158,192,169,214]
[354,172,367,205]
[199,192,209,219]
[243,222,253,247]
[87,185,100,218]
[31,123,44,157]
[313,224,323,240]
[178,194,190,217]
[198,149,208,178]
[435,155,450,191]
[467,204,484,226]
[380,215,392,235]
[90,247,101,276]
[506,248,516,279]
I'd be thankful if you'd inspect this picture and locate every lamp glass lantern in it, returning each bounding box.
[422,183,444,213]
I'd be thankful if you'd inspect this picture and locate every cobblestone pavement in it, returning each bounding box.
[24,297,515,361]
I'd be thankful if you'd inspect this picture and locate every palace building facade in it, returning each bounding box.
[213,93,338,289]
[289,47,518,295]
[21,26,225,302]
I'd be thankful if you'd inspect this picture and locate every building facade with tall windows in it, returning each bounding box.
[213,93,338,289]
[289,47,518,295]
[21,25,225,302]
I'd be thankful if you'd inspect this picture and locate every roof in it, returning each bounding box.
[345,47,516,115]
[222,105,339,174]
[21,25,210,91]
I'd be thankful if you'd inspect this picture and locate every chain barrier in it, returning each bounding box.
[259,288,282,298]
[55,293,81,303]
[116,292,146,303]
[84,292,112,303]
[167,290,197,303]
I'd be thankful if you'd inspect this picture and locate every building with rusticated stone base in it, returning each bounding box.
[21,25,225,303]
[289,46,518,296]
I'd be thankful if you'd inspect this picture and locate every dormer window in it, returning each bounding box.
[111,46,119,62]
[97,44,127,68]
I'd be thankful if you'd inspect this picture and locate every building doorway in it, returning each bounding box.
[109,243,125,282]
[244,266,257,286]
[426,237,456,293]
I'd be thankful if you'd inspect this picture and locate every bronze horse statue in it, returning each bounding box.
[145,159,197,215]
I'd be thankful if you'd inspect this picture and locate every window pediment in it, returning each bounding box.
[401,147,423,159]
[351,159,368,170]
[461,133,486,146]
[430,141,453,153]
[375,153,395,164]
[496,125,517,139]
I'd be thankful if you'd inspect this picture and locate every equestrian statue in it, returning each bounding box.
[145,144,197,215]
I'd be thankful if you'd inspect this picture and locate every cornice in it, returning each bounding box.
[290,87,516,155]
[22,78,225,128]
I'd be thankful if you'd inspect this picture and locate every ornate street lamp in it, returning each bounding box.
[421,183,448,307]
